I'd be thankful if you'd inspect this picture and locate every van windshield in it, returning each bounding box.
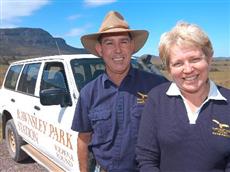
[71,58,105,91]
[71,57,162,91]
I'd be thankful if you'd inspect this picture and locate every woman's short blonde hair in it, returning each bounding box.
[158,21,213,69]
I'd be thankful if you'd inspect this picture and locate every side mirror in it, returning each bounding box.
[40,88,72,107]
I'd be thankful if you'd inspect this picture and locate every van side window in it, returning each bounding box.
[17,63,41,95]
[4,65,23,90]
[40,62,68,91]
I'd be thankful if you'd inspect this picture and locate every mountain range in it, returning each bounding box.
[0,28,88,64]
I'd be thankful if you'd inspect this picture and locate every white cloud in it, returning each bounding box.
[65,28,84,37]
[65,24,92,37]
[67,14,82,21]
[0,0,50,27]
[0,23,17,28]
[84,0,117,7]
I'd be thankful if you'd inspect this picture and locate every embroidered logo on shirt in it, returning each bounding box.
[137,92,148,104]
[212,119,230,138]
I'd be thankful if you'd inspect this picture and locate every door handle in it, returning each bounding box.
[34,105,40,111]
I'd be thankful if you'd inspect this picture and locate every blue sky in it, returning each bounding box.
[1,0,229,57]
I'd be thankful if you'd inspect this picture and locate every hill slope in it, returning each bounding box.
[0,28,88,63]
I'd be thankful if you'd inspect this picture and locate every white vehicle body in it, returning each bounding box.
[0,54,105,171]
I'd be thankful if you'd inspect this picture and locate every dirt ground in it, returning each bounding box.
[0,141,47,172]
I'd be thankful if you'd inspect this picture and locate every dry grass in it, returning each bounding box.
[0,124,2,143]
[209,71,230,88]
[0,65,8,143]
[0,65,8,87]
[209,59,230,88]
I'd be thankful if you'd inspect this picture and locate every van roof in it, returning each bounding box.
[11,54,98,65]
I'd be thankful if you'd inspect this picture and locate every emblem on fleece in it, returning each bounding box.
[212,119,230,138]
[137,92,148,104]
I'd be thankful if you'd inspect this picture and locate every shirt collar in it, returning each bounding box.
[102,66,135,89]
[166,80,227,101]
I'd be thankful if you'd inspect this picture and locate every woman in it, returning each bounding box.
[136,22,230,172]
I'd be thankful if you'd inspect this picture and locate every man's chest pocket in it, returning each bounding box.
[89,109,113,144]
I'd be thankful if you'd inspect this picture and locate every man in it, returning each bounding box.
[71,11,167,172]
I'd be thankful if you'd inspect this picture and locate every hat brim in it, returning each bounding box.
[81,30,149,57]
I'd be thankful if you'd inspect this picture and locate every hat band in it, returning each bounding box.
[100,25,130,32]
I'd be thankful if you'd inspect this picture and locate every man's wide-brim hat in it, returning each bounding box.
[81,11,149,57]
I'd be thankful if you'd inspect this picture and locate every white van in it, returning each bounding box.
[0,54,162,171]
[0,54,106,171]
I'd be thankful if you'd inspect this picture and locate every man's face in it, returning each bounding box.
[95,32,134,76]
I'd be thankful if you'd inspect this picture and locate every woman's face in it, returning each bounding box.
[168,45,212,95]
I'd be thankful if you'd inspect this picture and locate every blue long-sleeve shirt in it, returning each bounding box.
[136,82,230,172]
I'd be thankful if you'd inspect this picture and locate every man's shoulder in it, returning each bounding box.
[134,68,166,78]
[148,82,171,95]
[130,68,168,94]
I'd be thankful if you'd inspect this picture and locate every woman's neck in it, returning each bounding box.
[181,81,210,112]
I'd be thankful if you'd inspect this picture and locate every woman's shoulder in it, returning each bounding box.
[218,85,230,98]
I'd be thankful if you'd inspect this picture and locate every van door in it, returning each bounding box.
[13,62,42,146]
[35,61,79,171]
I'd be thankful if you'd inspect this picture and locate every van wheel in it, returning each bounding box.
[5,119,28,162]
